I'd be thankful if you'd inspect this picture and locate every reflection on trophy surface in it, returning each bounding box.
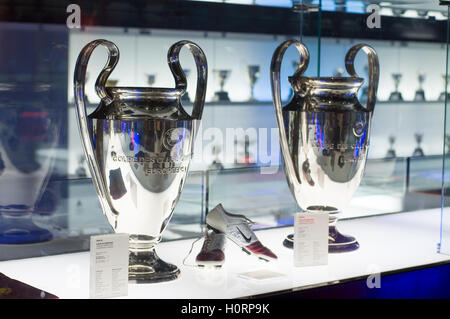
[288,60,300,101]
[247,65,260,102]
[271,40,379,252]
[386,135,396,158]
[412,133,424,157]
[389,73,403,101]
[213,69,231,102]
[414,72,426,101]
[439,74,450,101]
[74,39,207,283]
[0,94,60,244]
[181,69,191,102]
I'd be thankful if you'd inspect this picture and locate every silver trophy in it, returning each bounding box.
[439,74,450,101]
[247,65,260,101]
[271,40,379,252]
[386,135,396,158]
[213,69,231,102]
[414,72,426,101]
[360,64,369,105]
[389,73,403,101]
[74,39,207,283]
[412,133,424,157]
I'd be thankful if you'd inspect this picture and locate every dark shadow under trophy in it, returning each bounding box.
[248,65,260,102]
[389,73,403,101]
[414,72,426,101]
[439,74,450,101]
[386,135,396,158]
[213,70,231,102]
[413,133,424,157]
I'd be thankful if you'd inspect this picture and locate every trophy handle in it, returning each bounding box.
[270,40,309,188]
[167,40,208,120]
[74,39,119,216]
[345,44,379,113]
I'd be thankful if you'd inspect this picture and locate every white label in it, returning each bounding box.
[89,233,129,299]
[293,212,328,267]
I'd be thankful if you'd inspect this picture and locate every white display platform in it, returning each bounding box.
[1,208,449,299]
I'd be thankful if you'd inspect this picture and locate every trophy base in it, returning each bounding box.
[0,212,53,244]
[128,248,180,283]
[282,226,359,253]
[214,91,230,102]
[414,91,425,101]
[386,149,396,158]
[412,148,424,157]
[389,92,403,102]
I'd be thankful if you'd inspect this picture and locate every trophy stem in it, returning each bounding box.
[128,237,180,283]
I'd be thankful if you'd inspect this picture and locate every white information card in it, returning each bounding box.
[90,233,129,299]
[293,212,329,267]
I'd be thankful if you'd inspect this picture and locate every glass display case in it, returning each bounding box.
[0,0,450,299]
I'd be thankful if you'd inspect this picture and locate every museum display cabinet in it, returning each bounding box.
[1,0,450,298]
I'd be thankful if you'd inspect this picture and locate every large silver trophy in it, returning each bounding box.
[74,39,207,282]
[271,40,379,252]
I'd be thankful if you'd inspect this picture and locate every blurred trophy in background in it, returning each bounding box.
[389,73,403,101]
[146,74,156,86]
[445,135,450,154]
[181,69,191,102]
[360,65,369,105]
[386,135,396,158]
[213,69,231,102]
[106,79,119,87]
[414,72,426,101]
[412,133,424,157]
[247,65,260,102]
[333,67,345,77]
[439,74,450,101]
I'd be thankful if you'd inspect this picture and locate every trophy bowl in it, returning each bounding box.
[389,73,403,101]
[74,39,207,283]
[271,40,379,253]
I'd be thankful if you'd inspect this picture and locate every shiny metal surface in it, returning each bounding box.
[74,39,207,282]
[271,40,379,252]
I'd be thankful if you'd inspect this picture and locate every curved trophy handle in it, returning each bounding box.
[74,39,119,215]
[270,40,309,189]
[167,40,208,120]
[345,44,379,113]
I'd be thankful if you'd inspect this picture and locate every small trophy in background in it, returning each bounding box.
[439,74,450,101]
[106,79,119,87]
[412,133,425,157]
[445,135,450,154]
[386,135,396,158]
[360,65,369,105]
[247,65,260,102]
[182,69,191,102]
[213,69,231,102]
[146,74,156,86]
[389,73,403,101]
[333,67,345,77]
[414,72,426,101]
[288,60,300,101]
